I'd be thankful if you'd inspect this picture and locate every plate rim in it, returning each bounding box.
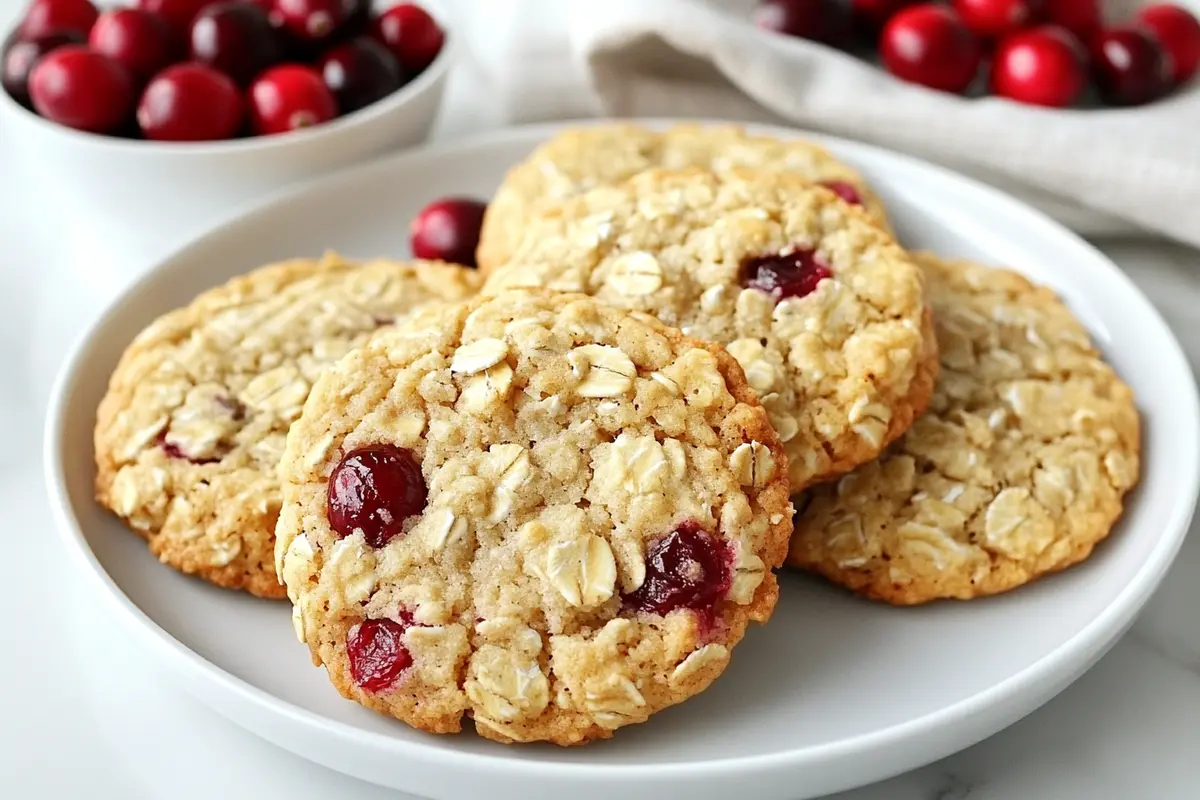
[42,118,1200,789]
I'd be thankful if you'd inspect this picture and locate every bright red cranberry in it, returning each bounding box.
[318,37,403,114]
[1043,0,1102,42]
[1090,26,1172,106]
[1136,4,1200,85]
[991,25,1087,107]
[953,0,1039,39]
[190,2,284,85]
[820,180,864,207]
[135,0,212,44]
[138,62,243,141]
[20,0,99,39]
[327,444,427,548]
[2,31,82,108]
[752,0,851,45]
[347,617,413,692]
[409,198,487,266]
[741,247,833,301]
[623,523,732,617]
[270,0,346,44]
[248,63,336,134]
[881,5,981,93]
[28,45,134,133]
[371,2,444,73]
[89,9,176,82]
[850,0,916,33]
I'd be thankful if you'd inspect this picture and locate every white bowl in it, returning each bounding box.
[43,120,1200,800]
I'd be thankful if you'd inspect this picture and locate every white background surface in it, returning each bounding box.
[3,1,1200,798]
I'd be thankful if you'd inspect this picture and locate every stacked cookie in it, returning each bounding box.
[93,123,1141,747]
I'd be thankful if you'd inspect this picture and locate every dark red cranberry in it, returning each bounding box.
[880,4,982,94]
[20,0,99,39]
[1136,4,1200,85]
[991,25,1087,107]
[327,444,427,548]
[2,31,82,108]
[741,247,833,301]
[158,429,224,463]
[318,37,403,114]
[336,0,371,40]
[270,0,346,44]
[953,0,1039,39]
[409,197,487,266]
[850,0,916,34]
[89,9,176,82]
[138,62,244,141]
[752,0,851,45]
[190,2,284,86]
[28,45,134,133]
[1043,0,1102,42]
[347,617,413,692]
[371,2,444,73]
[820,180,864,207]
[248,63,337,134]
[135,0,212,44]
[623,523,732,617]
[1090,26,1172,106]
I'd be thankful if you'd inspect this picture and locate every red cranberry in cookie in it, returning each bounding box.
[624,522,733,617]
[327,444,427,547]
[740,247,833,302]
[347,617,413,692]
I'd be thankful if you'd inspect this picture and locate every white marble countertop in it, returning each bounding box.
[3,1,1199,798]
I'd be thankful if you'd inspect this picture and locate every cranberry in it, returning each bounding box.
[740,247,833,301]
[850,0,916,34]
[347,617,413,693]
[138,62,243,141]
[409,197,487,266]
[248,63,336,134]
[1090,26,1172,106]
[1,31,82,108]
[1136,4,1200,85]
[336,0,371,41]
[20,0,99,39]
[134,0,212,44]
[190,2,283,86]
[270,0,346,44]
[623,523,732,617]
[881,5,981,93]
[318,37,403,114]
[820,180,864,207]
[371,2,444,73]
[327,444,427,548]
[28,45,133,133]
[1043,0,1102,42]
[89,9,176,82]
[991,25,1087,107]
[752,0,851,45]
[953,0,1039,39]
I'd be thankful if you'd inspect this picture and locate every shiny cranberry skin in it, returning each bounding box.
[371,2,444,73]
[190,2,284,85]
[1090,26,1172,106]
[953,0,1039,39]
[318,37,403,114]
[991,25,1087,107]
[1043,0,1102,42]
[1,31,82,108]
[20,0,99,39]
[270,0,346,44]
[409,198,487,266]
[752,0,851,45]
[1137,4,1200,85]
[880,4,982,93]
[347,617,413,693]
[327,444,427,548]
[89,9,176,82]
[623,523,732,617]
[138,62,243,141]
[820,180,864,207]
[741,247,833,301]
[29,45,134,133]
[135,0,212,44]
[248,63,336,134]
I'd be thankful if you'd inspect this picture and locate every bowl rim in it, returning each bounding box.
[41,119,1200,787]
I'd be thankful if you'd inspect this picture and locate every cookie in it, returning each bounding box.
[478,122,891,273]
[93,253,482,599]
[787,253,1141,604]
[275,289,793,745]
[483,167,936,490]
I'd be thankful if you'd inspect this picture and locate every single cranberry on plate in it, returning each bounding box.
[270,0,347,45]
[623,523,733,617]
[20,0,99,39]
[190,2,284,86]
[248,63,337,134]
[371,2,444,73]
[2,31,82,108]
[1042,0,1102,43]
[953,0,1040,39]
[138,62,244,141]
[409,197,487,266]
[28,45,134,133]
[880,4,982,93]
[327,443,427,548]
[135,0,213,45]
[347,617,414,692]
[820,180,864,207]
[741,247,833,301]
[991,25,1087,107]
[318,37,404,114]
[752,0,851,46]
[1090,25,1172,106]
[1136,4,1200,86]
[89,9,176,82]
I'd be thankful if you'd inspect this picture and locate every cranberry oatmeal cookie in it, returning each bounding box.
[94,254,482,599]
[477,122,891,272]
[788,253,1141,604]
[275,289,793,744]
[483,168,936,490]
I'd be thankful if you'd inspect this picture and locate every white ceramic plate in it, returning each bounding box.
[44,121,1200,800]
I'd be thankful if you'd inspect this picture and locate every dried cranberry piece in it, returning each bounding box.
[327,444,426,547]
[347,617,413,692]
[740,247,833,302]
[623,522,732,617]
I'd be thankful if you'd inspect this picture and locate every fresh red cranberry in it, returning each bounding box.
[752,0,851,45]
[371,2,444,73]
[135,0,212,44]
[820,180,864,207]
[741,247,833,301]
[269,0,346,44]
[20,0,99,39]
[953,0,1039,39]
[89,9,176,82]
[1136,4,1200,85]
[327,444,427,548]
[347,617,413,692]
[1090,25,1172,106]
[850,0,916,34]
[248,63,336,134]
[991,25,1087,107]
[318,37,403,114]
[190,2,284,85]
[1043,0,1102,42]
[409,198,487,266]
[623,523,732,617]
[28,45,133,133]
[881,5,981,93]
[2,31,82,108]
[138,62,243,141]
